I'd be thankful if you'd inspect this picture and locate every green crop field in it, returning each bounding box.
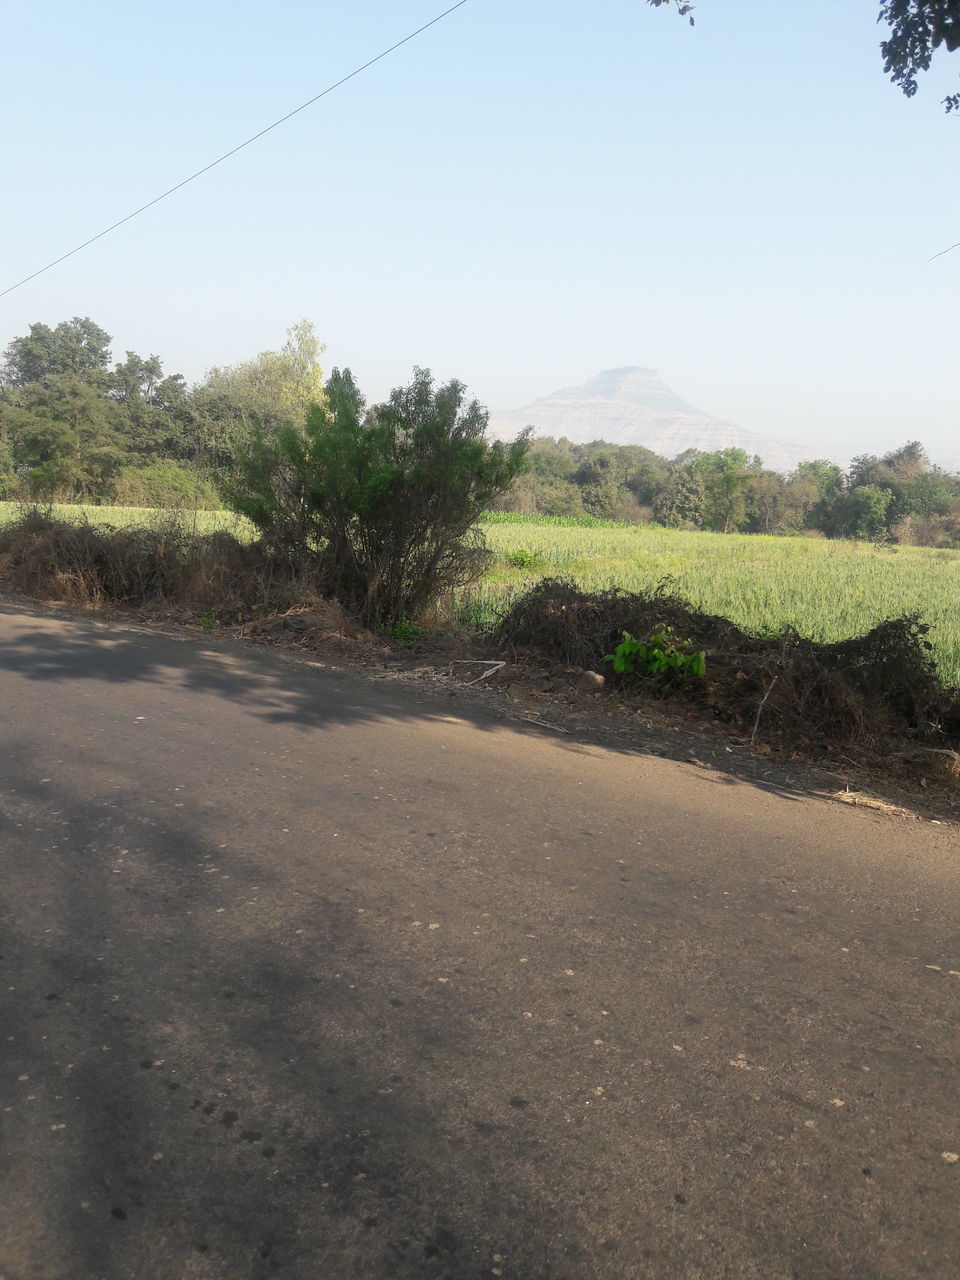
[2,503,958,683]
[0,501,247,536]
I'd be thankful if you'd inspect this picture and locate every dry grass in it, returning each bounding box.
[0,509,308,617]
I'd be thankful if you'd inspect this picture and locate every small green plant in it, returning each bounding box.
[389,617,423,644]
[505,546,542,569]
[506,547,537,568]
[199,613,218,632]
[604,630,707,679]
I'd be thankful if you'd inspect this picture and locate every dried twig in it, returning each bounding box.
[510,714,570,733]
[450,659,506,686]
[751,673,779,747]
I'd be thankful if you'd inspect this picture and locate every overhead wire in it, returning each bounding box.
[0,0,470,299]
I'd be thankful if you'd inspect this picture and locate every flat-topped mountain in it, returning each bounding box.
[489,367,820,474]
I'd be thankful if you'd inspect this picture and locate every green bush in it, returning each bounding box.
[113,460,219,509]
[0,437,16,499]
[505,546,545,569]
[221,367,529,626]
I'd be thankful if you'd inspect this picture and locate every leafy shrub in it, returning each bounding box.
[0,438,16,499]
[605,630,706,679]
[388,617,423,644]
[112,461,219,509]
[505,546,544,569]
[221,367,529,626]
[498,577,743,670]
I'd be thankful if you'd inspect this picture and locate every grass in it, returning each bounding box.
[3,503,958,684]
[0,501,249,537]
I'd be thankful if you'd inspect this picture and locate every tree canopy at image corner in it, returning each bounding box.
[648,0,960,110]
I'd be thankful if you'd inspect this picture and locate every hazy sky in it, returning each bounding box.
[2,0,957,459]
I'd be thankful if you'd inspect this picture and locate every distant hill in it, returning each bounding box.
[489,367,822,474]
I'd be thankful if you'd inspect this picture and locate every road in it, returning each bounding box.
[0,602,958,1280]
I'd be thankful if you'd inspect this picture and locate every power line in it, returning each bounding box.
[927,239,960,262]
[0,0,470,300]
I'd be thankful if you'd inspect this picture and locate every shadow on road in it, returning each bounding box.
[0,600,850,814]
[0,763,568,1279]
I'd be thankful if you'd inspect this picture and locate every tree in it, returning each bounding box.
[109,351,164,405]
[743,466,789,534]
[646,1,695,26]
[654,463,705,528]
[574,452,627,518]
[879,0,960,110]
[882,439,928,478]
[190,320,326,471]
[648,1,960,110]
[794,459,845,533]
[109,352,191,460]
[2,376,123,498]
[324,365,365,427]
[621,447,670,506]
[844,441,954,532]
[1,317,112,388]
[845,484,894,539]
[0,427,15,498]
[693,448,749,533]
[199,319,326,434]
[847,451,886,492]
[527,438,579,484]
[221,367,530,625]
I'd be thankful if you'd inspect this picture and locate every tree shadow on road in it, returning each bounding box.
[1,764,592,1279]
[0,599,879,816]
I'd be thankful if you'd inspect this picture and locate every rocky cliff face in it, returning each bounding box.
[488,367,821,474]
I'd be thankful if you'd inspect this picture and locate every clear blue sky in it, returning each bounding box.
[2,0,957,459]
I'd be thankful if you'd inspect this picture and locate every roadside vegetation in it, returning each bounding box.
[499,578,959,763]
[5,505,958,684]
[2,502,958,780]
[1,313,959,785]
[0,362,529,629]
[0,507,305,618]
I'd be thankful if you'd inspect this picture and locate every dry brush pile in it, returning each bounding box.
[497,578,960,766]
[0,509,309,618]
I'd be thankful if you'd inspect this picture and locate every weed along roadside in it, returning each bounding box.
[5,501,960,686]
[472,517,960,688]
[1,507,958,813]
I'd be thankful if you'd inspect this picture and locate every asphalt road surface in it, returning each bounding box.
[1,603,958,1280]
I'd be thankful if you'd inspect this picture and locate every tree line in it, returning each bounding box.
[496,438,960,547]
[0,315,325,507]
[1,315,958,549]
